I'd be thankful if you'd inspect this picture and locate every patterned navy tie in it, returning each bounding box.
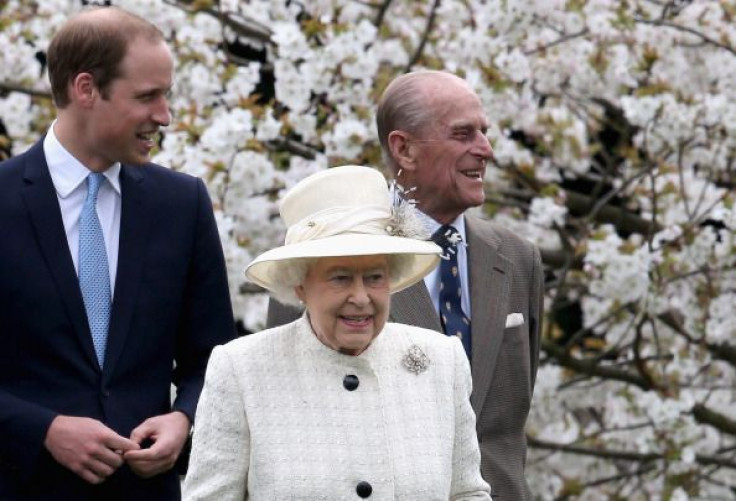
[432,225,471,358]
[78,173,111,368]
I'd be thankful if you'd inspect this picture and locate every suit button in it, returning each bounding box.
[343,374,359,391]
[102,389,110,398]
[356,481,372,498]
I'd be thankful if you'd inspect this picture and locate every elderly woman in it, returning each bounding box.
[183,166,491,500]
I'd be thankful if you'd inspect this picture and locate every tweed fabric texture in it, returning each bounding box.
[432,225,471,358]
[462,217,543,501]
[78,173,110,367]
[184,316,491,500]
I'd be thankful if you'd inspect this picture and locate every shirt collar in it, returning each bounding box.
[44,121,122,198]
[415,210,467,243]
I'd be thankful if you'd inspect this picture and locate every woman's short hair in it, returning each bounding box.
[47,7,164,108]
[269,254,416,306]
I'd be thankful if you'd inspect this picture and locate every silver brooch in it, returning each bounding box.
[403,344,430,375]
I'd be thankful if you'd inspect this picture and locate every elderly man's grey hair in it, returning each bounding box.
[268,255,417,306]
[376,70,468,173]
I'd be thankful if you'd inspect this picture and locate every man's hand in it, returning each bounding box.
[124,411,190,478]
[44,415,140,485]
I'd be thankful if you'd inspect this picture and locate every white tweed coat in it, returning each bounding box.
[183,315,491,500]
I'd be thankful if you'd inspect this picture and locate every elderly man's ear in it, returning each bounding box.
[387,131,418,172]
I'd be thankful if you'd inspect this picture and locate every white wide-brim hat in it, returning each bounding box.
[245,165,441,294]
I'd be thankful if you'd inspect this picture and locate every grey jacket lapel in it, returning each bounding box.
[467,216,511,416]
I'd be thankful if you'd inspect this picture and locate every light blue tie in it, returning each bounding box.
[79,173,111,368]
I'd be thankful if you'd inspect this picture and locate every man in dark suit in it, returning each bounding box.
[268,71,543,499]
[0,7,235,500]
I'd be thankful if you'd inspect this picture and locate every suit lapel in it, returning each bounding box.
[392,217,512,414]
[391,281,442,332]
[20,143,100,369]
[103,165,149,377]
[467,217,511,415]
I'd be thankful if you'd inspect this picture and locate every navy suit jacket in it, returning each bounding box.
[0,140,236,500]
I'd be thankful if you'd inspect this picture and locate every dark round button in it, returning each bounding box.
[356,481,372,498]
[343,374,359,391]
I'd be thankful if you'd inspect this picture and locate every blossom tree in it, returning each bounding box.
[2,0,735,498]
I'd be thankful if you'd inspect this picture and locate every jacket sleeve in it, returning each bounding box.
[172,178,236,422]
[0,390,57,480]
[183,346,250,500]
[449,338,493,500]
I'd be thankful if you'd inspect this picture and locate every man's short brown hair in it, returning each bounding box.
[47,6,164,108]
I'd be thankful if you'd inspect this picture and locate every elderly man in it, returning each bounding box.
[268,70,544,500]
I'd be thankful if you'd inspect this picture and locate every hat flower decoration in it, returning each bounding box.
[386,169,429,241]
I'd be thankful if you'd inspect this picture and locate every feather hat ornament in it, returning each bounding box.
[386,169,430,241]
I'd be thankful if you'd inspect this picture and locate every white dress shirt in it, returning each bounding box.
[418,212,472,318]
[44,123,121,296]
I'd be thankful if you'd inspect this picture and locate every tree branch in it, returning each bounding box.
[528,435,736,470]
[523,29,589,56]
[265,137,320,160]
[634,18,736,57]
[497,184,659,236]
[542,338,653,390]
[0,82,51,100]
[565,190,659,236]
[692,404,736,437]
[528,435,660,462]
[708,341,736,367]
[165,0,272,43]
[405,0,441,71]
[374,0,394,28]
[538,247,584,271]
